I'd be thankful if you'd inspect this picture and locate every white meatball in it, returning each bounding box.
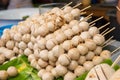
[33,43,39,50]
[86,51,95,61]
[61,24,70,31]
[34,49,40,59]
[80,31,91,40]
[18,41,27,50]
[13,47,19,54]
[6,40,14,50]
[72,24,82,34]
[22,34,31,43]
[94,46,102,55]
[51,68,58,77]
[30,59,39,69]
[18,49,24,55]
[18,25,30,34]
[47,21,55,32]
[1,33,11,42]
[79,21,89,31]
[64,72,76,80]
[42,72,54,80]
[24,48,32,56]
[93,34,105,45]
[38,69,47,78]
[85,39,97,51]
[27,42,34,50]
[64,13,74,22]
[52,45,64,58]
[83,61,94,71]
[37,25,49,36]
[55,32,67,43]
[64,29,74,39]
[7,66,18,77]
[38,59,48,68]
[0,54,5,64]
[92,56,103,65]
[68,60,78,71]
[71,36,83,47]
[88,27,99,36]
[28,54,36,62]
[55,64,68,76]
[62,40,73,51]
[71,8,80,17]
[46,65,54,72]
[14,33,22,42]
[58,54,70,66]
[68,48,80,60]
[78,56,86,65]
[46,38,58,50]
[30,35,36,43]
[54,29,62,36]
[74,66,86,76]
[37,38,46,50]
[63,6,73,14]
[100,50,111,59]
[39,50,49,61]
[48,51,57,62]
[45,34,55,40]
[0,70,9,80]
[69,20,79,28]
[77,44,88,55]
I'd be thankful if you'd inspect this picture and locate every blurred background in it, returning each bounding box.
[0,0,119,41]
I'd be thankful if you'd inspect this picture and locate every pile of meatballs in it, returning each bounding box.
[0,4,113,80]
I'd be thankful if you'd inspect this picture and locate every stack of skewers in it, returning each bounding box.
[0,2,120,80]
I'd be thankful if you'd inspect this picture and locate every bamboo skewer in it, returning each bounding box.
[103,40,116,48]
[111,47,120,55]
[103,27,115,36]
[101,28,109,35]
[90,23,96,27]
[89,16,103,25]
[80,13,93,22]
[98,22,110,30]
[102,36,113,46]
[80,5,91,12]
[80,12,87,15]
[61,2,73,9]
[111,55,120,68]
[73,3,82,8]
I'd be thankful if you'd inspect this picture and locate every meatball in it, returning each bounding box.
[7,66,18,77]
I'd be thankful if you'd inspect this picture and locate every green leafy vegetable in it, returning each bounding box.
[0,55,41,80]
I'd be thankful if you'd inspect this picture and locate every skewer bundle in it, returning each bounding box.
[0,2,118,80]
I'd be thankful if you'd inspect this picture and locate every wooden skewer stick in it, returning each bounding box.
[85,13,93,19]
[89,16,103,25]
[103,27,115,36]
[98,22,110,30]
[90,23,96,27]
[111,47,120,55]
[80,12,87,15]
[80,5,91,12]
[80,13,93,22]
[61,2,73,9]
[103,40,116,48]
[101,28,109,35]
[73,3,82,8]
[102,36,113,46]
[111,55,120,68]
[84,13,93,20]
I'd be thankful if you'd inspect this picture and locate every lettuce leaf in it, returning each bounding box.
[0,55,41,80]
